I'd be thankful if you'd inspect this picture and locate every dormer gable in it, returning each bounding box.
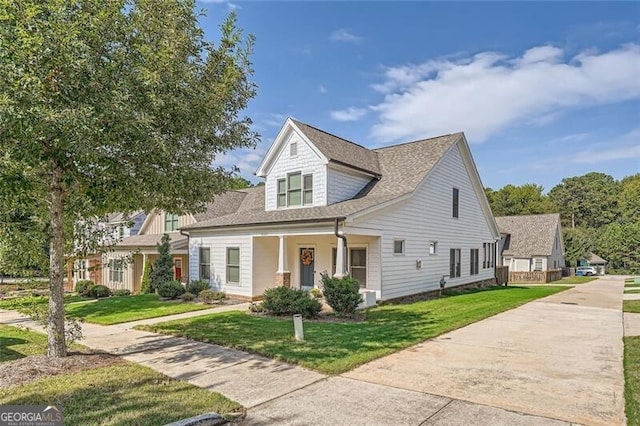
[256,118,381,211]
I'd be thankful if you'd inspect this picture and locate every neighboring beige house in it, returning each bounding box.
[181,118,501,301]
[496,213,565,272]
[100,193,247,293]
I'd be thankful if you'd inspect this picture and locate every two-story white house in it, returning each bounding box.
[181,118,500,301]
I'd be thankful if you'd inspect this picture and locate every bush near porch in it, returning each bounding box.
[139,285,567,375]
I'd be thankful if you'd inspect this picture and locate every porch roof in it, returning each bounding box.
[115,232,187,249]
[183,131,461,231]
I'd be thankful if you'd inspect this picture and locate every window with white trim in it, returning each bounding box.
[470,249,479,275]
[290,142,298,157]
[534,258,543,271]
[109,259,124,283]
[199,247,210,280]
[164,213,179,232]
[226,247,240,284]
[278,172,313,207]
[452,188,459,218]
[449,248,461,278]
[393,240,405,255]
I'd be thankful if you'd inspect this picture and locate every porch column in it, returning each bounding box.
[141,253,148,283]
[275,235,291,287]
[334,235,347,279]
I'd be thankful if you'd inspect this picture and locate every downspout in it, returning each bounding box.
[334,218,347,248]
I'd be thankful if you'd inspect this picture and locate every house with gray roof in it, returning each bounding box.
[495,213,565,272]
[179,118,500,301]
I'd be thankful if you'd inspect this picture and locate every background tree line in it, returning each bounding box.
[485,172,640,273]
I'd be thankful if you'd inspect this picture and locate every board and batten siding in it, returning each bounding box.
[327,166,371,205]
[189,233,253,298]
[353,143,496,300]
[141,211,195,235]
[264,131,327,211]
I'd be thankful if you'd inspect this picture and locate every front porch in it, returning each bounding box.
[252,232,381,299]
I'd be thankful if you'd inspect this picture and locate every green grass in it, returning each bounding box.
[0,294,86,310]
[627,278,639,284]
[139,285,566,375]
[554,276,599,284]
[0,325,242,424]
[624,336,640,425]
[65,294,211,325]
[0,325,49,362]
[624,301,640,313]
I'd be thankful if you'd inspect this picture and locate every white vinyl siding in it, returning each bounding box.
[354,143,496,300]
[264,132,327,211]
[188,233,253,298]
[327,166,371,204]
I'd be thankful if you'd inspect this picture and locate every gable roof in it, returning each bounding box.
[587,252,607,264]
[183,131,464,230]
[495,213,561,258]
[291,119,381,175]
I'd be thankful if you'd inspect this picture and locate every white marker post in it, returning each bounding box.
[293,314,304,341]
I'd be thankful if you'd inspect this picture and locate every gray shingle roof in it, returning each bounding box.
[192,191,248,222]
[587,252,607,264]
[116,232,187,248]
[292,119,382,175]
[183,131,461,230]
[495,213,561,258]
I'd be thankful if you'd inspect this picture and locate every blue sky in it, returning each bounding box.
[197,1,640,192]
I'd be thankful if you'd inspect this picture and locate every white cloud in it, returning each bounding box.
[319,85,328,94]
[198,0,239,10]
[571,128,640,164]
[330,107,367,122]
[368,43,640,143]
[330,29,363,43]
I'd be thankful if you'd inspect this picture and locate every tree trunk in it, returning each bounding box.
[48,165,67,358]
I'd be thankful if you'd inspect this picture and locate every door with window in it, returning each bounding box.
[174,258,182,281]
[300,248,315,289]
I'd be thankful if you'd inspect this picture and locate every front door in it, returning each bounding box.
[299,248,315,289]
[174,258,182,281]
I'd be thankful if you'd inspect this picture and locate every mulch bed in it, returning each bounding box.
[0,351,125,388]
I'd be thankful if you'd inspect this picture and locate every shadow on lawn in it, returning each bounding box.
[0,336,30,362]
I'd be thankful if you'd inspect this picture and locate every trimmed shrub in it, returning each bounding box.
[180,292,195,302]
[157,280,186,300]
[75,280,95,297]
[113,289,131,297]
[199,289,226,304]
[88,284,112,299]
[186,279,209,296]
[309,288,323,299]
[261,287,322,319]
[320,273,362,317]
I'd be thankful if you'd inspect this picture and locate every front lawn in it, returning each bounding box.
[0,294,86,310]
[0,326,242,425]
[65,294,212,325]
[624,301,640,313]
[624,336,640,425]
[554,276,599,284]
[139,285,566,374]
[0,325,49,362]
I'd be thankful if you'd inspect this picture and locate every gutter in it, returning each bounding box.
[182,216,347,232]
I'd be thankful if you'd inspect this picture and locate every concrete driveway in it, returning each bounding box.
[341,277,625,426]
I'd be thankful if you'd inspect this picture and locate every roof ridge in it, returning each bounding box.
[495,213,560,219]
[290,118,373,152]
[374,132,463,151]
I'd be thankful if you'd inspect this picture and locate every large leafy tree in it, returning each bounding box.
[619,174,640,224]
[548,172,620,229]
[485,183,555,217]
[0,1,257,357]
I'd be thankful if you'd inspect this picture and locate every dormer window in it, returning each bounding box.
[277,172,313,208]
[290,142,298,157]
